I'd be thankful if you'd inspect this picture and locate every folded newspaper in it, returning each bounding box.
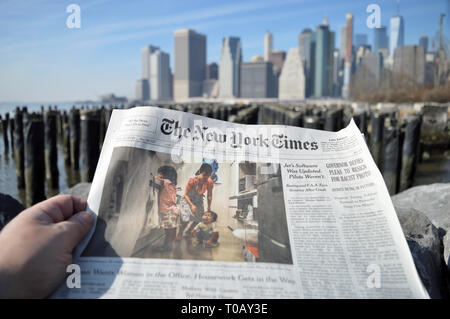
[53,106,429,299]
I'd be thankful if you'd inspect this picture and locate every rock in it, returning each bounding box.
[0,193,25,231]
[394,206,448,298]
[60,183,91,201]
[392,183,450,268]
[392,183,450,299]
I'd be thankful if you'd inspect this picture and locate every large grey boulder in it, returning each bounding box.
[392,183,450,299]
[394,206,449,298]
[392,184,450,268]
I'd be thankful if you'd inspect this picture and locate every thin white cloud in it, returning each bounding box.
[86,0,309,36]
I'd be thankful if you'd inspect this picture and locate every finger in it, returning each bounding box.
[57,211,94,251]
[31,195,87,223]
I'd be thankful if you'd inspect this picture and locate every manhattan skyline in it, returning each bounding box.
[0,0,448,102]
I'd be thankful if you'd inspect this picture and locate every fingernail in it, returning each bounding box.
[78,211,93,225]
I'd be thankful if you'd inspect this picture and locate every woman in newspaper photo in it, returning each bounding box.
[154,165,180,252]
[176,163,214,241]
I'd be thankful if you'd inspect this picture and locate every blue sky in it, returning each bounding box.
[0,0,448,102]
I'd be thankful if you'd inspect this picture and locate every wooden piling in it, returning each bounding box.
[80,109,101,182]
[9,116,15,152]
[13,108,25,189]
[62,111,71,167]
[44,110,59,190]
[369,112,385,168]
[69,108,81,170]
[399,115,422,192]
[354,111,367,134]
[24,113,46,207]
[382,126,401,195]
[1,113,9,154]
[324,109,340,132]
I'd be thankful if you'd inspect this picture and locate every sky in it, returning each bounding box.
[0,0,448,103]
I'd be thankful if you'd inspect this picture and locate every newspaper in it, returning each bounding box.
[52,106,429,299]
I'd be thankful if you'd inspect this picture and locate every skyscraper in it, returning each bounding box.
[390,15,405,56]
[279,48,305,99]
[345,14,353,64]
[206,63,218,80]
[219,37,242,98]
[140,45,159,99]
[269,50,286,97]
[150,49,171,101]
[174,28,206,101]
[269,50,286,76]
[142,45,159,80]
[339,26,347,61]
[419,35,429,54]
[332,49,340,96]
[298,28,316,97]
[240,61,276,98]
[342,13,353,99]
[393,45,425,85]
[264,32,273,62]
[354,34,368,49]
[374,26,389,52]
[298,29,315,97]
[314,23,335,97]
[360,51,384,82]
[136,79,150,102]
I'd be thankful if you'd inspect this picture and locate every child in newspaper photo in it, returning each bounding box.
[189,211,219,248]
[154,165,180,252]
[176,163,215,241]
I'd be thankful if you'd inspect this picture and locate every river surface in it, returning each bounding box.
[0,102,98,206]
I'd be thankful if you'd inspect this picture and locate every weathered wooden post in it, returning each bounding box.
[13,108,25,189]
[369,112,385,168]
[80,109,101,182]
[382,125,401,195]
[1,113,9,154]
[99,106,107,149]
[44,110,59,190]
[57,110,64,140]
[62,111,71,167]
[355,111,367,135]
[399,115,422,192]
[324,109,340,132]
[69,108,81,170]
[9,115,15,152]
[24,113,46,207]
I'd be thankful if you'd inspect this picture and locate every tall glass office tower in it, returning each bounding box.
[219,37,242,98]
[390,15,405,56]
[374,26,388,52]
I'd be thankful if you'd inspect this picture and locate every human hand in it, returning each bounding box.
[0,195,93,299]
[191,205,197,214]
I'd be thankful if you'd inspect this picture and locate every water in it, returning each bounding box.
[0,134,83,206]
[0,101,95,206]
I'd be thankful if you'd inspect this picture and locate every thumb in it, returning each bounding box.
[58,211,94,251]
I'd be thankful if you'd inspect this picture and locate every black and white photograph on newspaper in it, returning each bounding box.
[82,146,293,264]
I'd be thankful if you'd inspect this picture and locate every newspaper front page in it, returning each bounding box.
[52,106,429,299]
